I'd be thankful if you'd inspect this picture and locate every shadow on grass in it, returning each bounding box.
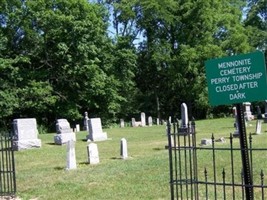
[153,147,165,151]
[54,166,64,170]
[46,142,58,145]
[111,157,122,160]
[79,161,89,165]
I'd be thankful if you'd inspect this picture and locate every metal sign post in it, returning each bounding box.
[236,103,253,199]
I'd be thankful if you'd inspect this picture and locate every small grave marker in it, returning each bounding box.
[87,143,99,164]
[120,138,128,159]
[66,140,77,170]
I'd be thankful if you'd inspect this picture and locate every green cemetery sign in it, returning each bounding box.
[205,51,267,106]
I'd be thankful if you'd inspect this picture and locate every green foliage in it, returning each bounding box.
[0,0,264,129]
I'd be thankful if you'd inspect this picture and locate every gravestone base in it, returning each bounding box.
[13,139,41,151]
[54,133,76,145]
[86,132,107,142]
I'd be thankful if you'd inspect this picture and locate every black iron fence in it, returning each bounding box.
[167,121,267,200]
[0,133,16,196]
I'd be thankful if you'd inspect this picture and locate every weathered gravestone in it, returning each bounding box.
[148,116,153,126]
[87,143,99,164]
[75,124,80,132]
[243,102,254,121]
[12,118,42,151]
[181,103,188,128]
[178,103,190,135]
[131,118,136,127]
[255,120,262,134]
[201,139,212,146]
[54,119,76,145]
[66,140,77,170]
[86,118,107,141]
[120,119,125,128]
[156,118,160,125]
[83,112,89,131]
[141,112,146,127]
[120,138,128,159]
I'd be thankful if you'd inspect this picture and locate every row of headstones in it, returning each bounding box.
[12,117,108,150]
[232,102,265,136]
[118,102,190,128]
[67,138,128,170]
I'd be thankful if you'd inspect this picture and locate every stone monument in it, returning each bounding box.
[54,119,76,145]
[83,112,89,131]
[12,118,41,151]
[86,118,107,141]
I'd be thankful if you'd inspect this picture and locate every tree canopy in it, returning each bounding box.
[0,0,265,130]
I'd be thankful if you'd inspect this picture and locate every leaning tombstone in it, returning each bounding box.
[120,119,125,128]
[86,118,107,141]
[148,116,153,126]
[54,119,76,145]
[87,143,99,164]
[66,140,77,170]
[120,138,128,159]
[141,112,146,127]
[12,118,42,151]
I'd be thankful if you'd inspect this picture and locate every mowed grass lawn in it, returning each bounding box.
[14,117,267,200]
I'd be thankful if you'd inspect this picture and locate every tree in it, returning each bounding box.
[107,0,253,119]
[0,0,123,127]
[245,0,267,52]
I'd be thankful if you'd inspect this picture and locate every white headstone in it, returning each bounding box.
[201,139,212,145]
[12,118,41,150]
[87,143,99,164]
[86,118,107,141]
[148,116,152,126]
[181,103,189,128]
[120,138,128,159]
[54,119,76,145]
[75,124,80,132]
[120,119,125,128]
[84,112,89,131]
[243,102,253,121]
[256,120,262,134]
[131,118,136,127]
[156,118,160,125]
[141,112,146,127]
[66,140,77,170]
[168,116,172,124]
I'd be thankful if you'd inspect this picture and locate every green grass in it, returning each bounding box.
[14,118,267,199]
